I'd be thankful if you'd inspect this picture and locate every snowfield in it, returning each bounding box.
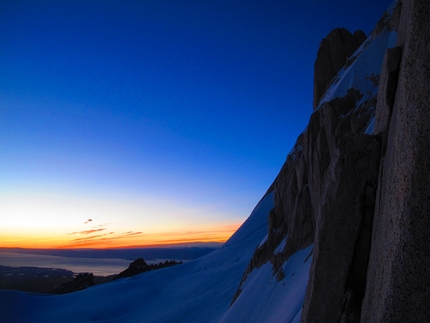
[0,192,272,323]
[217,244,313,323]
[0,191,313,323]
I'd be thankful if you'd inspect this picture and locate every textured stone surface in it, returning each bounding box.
[233,86,379,313]
[374,46,402,134]
[361,0,430,322]
[313,28,366,110]
[301,99,381,323]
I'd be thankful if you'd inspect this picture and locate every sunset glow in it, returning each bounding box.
[0,225,239,249]
[0,189,241,249]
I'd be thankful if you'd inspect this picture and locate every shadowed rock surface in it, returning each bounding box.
[361,0,430,321]
[0,266,74,294]
[313,28,366,110]
[234,85,380,313]
[51,273,94,294]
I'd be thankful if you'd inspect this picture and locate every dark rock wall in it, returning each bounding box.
[305,0,430,321]
[313,28,367,110]
[361,0,430,322]
[233,89,380,312]
[301,97,381,323]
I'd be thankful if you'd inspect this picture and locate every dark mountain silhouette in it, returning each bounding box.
[113,258,182,280]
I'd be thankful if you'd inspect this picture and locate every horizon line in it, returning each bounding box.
[0,241,225,251]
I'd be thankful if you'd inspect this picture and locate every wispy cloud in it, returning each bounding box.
[65,231,143,245]
[72,233,110,242]
[96,231,144,240]
[92,223,110,229]
[67,228,106,235]
[61,224,240,249]
[124,231,143,237]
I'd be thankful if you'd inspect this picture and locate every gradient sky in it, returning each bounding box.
[0,0,392,249]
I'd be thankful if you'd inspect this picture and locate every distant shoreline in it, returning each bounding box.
[0,246,217,276]
[0,251,132,276]
[0,245,220,260]
[0,264,115,294]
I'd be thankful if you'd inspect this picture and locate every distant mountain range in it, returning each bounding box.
[0,245,220,261]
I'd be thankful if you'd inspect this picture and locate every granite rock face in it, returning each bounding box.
[313,28,366,110]
[235,0,430,321]
[300,93,381,323]
[234,78,381,315]
[361,0,430,322]
[307,1,430,321]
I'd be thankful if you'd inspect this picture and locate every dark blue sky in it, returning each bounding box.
[0,0,392,248]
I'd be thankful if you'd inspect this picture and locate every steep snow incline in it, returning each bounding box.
[0,193,273,323]
[318,29,398,110]
[217,244,313,323]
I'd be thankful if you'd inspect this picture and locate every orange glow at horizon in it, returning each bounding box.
[0,190,247,250]
[0,224,240,249]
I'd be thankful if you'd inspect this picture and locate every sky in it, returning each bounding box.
[0,0,392,249]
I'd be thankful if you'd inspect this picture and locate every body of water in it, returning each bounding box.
[0,251,132,276]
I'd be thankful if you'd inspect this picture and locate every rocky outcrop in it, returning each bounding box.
[313,28,366,110]
[300,93,381,323]
[114,258,150,280]
[233,85,380,310]
[113,258,182,280]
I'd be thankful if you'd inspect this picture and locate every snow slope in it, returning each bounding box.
[0,192,272,323]
[217,244,313,323]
